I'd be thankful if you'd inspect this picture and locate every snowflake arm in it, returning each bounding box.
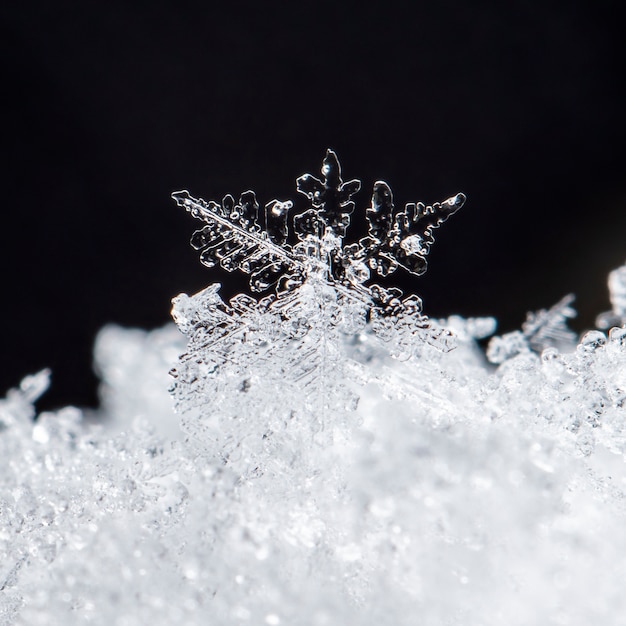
[359,183,467,277]
[294,148,361,239]
[172,190,303,292]
[487,294,577,364]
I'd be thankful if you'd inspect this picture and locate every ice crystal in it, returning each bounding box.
[172,149,464,333]
[487,293,577,364]
[170,151,464,438]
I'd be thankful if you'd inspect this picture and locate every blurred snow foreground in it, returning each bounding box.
[2,153,626,626]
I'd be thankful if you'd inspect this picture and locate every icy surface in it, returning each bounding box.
[1,154,626,625]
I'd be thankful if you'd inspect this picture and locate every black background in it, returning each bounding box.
[2,1,625,410]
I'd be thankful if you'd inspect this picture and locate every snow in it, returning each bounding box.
[1,151,625,624]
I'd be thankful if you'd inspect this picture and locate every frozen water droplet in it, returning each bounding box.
[578,330,606,353]
[609,326,626,347]
[265,200,291,245]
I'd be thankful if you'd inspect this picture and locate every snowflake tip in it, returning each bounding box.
[171,190,191,206]
[322,148,341,184]
[448,192,466,210]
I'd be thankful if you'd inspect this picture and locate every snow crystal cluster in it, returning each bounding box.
[1,152,626,626]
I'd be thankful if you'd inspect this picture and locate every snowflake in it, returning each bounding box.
[173,150,465,296]
[170,151,465,439]
[487,294,578,364]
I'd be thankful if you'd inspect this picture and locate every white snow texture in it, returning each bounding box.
[1,152,626,625]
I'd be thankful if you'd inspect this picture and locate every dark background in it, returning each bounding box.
[2,1,625,410]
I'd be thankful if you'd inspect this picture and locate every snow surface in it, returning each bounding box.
[2,150,625,624]
[1,263,625,625]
